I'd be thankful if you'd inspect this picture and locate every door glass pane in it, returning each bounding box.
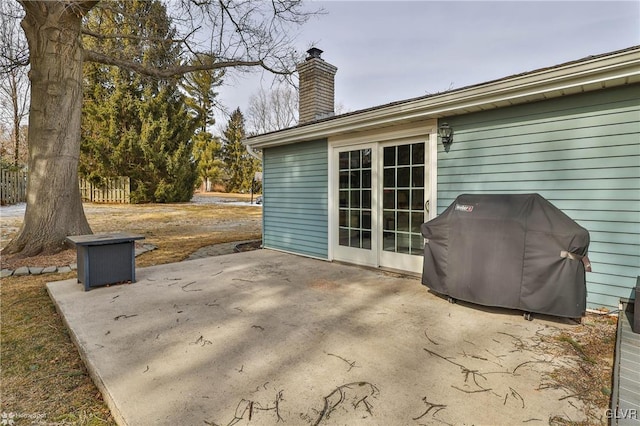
[339,190,348,208]
[339,228,349,245]
[384,146,395,166]
[398,145,411,165]
[350,190,360,208]
[411,189,424,210]
[383,231,395,251]
[339,171,349,188]
[397,233,410,254]
[383,168,395,187]
[351,151,360,168]
[382,142,425,257]
[362,210,372,229]
[412,143,425,164]
[412,167,424,187]
[411,212,423,233]
[339,152,349,170]
[350,230,361,247]
[362,231,372,249]
[362,190,371,209]
[351,170,360,188]
[397,190,410,209]
[397,167,410,187]
[383,190,394,209]
[383,210,395,231]
[397,212,409,232]
[411,235,425,255]
[350,211,360,228]
[362,149,372,168]
[339,148,372,250]
[339,209,348,227]
[362,170,371,188]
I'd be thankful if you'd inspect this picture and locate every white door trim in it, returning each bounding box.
[328,120,438,272]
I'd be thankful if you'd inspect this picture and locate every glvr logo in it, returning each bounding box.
[455,204,474,212]
[606,408,638,419]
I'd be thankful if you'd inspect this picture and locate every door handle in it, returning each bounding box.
[425,200,430,214]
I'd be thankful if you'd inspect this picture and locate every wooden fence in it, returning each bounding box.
[0,169,27,205]
[79,176,130,203]
[0,172,130,205]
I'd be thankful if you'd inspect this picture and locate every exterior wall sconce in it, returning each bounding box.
[438,122,454,152]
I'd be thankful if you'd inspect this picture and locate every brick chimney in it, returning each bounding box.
[297,48,337,124]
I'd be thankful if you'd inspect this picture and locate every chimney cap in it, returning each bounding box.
[306,47,323,60]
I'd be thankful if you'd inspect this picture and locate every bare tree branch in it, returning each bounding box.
[0,2,29,72]
[80,1,320,79]
[0,1,30,166]
[81,27,198,45]
[84,49,292,78]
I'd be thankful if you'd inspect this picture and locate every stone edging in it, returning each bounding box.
[0,243,157,278]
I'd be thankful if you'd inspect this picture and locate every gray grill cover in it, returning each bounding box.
[421,194,589,318]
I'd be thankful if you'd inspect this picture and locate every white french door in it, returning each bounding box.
[378,141,427,272]
[332,140,428,273]
[333,144,378,266]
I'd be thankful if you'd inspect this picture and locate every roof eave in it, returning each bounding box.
[246,47,640,149]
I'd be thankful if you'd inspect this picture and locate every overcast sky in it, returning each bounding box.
[215,0,640,128]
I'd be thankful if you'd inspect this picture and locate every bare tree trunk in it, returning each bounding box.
[3,2,96,257]
[11,72,20,166]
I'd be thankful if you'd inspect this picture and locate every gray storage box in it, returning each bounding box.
[67,233,145,291]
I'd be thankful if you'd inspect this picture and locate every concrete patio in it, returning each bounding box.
[48,249,593,425]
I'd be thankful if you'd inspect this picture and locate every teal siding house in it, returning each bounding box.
[261,139,329,259]
[246,46,640,312]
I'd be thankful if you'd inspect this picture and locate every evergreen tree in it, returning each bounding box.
[80,0,198,203]
[222,108,259,193]
[182,54,224,133]
[182,55,225,191]
[192,132,225,191]
[5,0,316,257]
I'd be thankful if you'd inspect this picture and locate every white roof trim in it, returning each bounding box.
[246,47,640,149]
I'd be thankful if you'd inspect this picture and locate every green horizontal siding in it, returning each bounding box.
[438,84,640,311]
[262,139,328,259]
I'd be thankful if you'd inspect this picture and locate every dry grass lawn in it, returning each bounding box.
[544,314,618,425]
[0,194,618,425]
[1,194,261,425]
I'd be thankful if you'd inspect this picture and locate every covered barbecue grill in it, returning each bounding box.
[421,194,590,319]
